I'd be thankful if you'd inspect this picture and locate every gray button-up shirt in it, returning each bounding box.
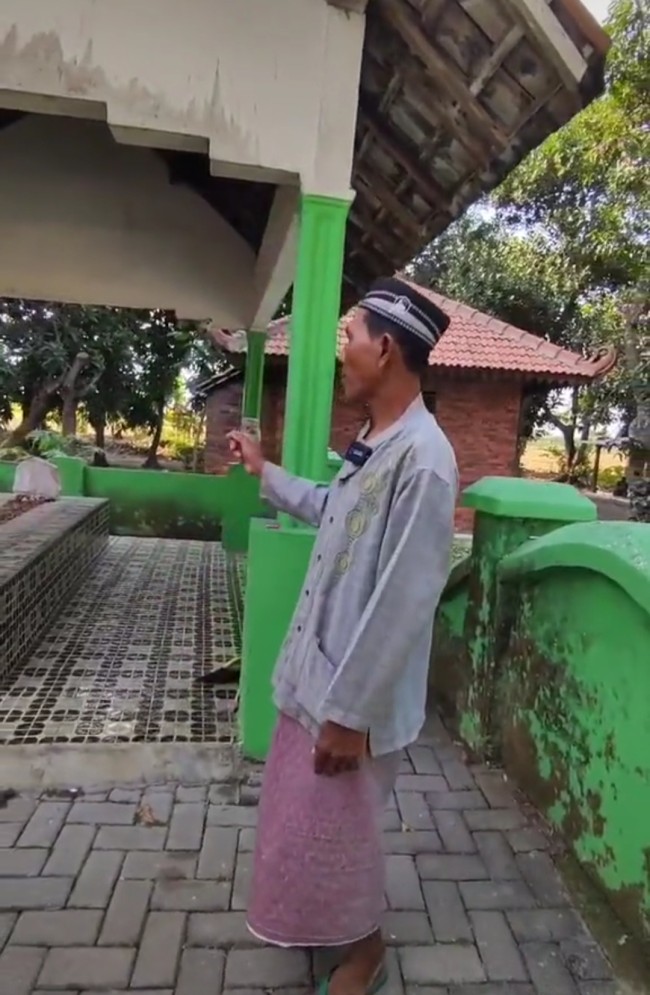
[262,396,458,756]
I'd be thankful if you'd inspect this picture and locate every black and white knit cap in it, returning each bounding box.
[359,277,450,348]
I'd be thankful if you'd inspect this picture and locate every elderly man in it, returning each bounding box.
[229,277,457,995]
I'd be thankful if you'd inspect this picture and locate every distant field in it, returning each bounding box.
[521,437,625,480]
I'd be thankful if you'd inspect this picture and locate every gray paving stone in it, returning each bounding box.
[396,792,436,831]
[188,911,257,948]
[68,851,123,909]
[0,945,46,995]
[231,852,253,911]
[422,881,473,943]
[38,947,134,990]
[42,826,96,877]
[522,941,580,994]
[404,988,448,995]
[121,850,196,880]
[577,984,621,995]
[139,790,174,825]
[0,797,36,825]
[98,880,151,945]
[384,911,434,945]
[383,830,442,855]
[417,853,488,880]
[441,759,477,791]
[108,788,142,803]
[560,937,612,981]
[176,948,225,995]
[0,824,22,847]
[11,911,103,946]
[434,810,476,853]
[507,909,585,942]
[407,746,441,776]
[17,804,70,849]
[197,827,238,880]
[397,775,448,793]
[131,911,185,988]
[166,804,205,852]
[224,948,310,988]
[94,826,166,850]
[516,851,570,906]
[67,803,136,826]
[474,831,521,880]
[238,828,256,853]
[0,849,47,877]
[470,910,528,982]
[176,785,208,803]
[0,878,72,911]
[464,810,526,831]
[0,913,16,949]
[386,855,425,910]
[151,878,230,911]
[399,944,486,984]
[427,791,487,811]
[207,805,258,828]
[460,880,537,911]
[506,827,549,852]
[475,771,518,809]
[445,986,535,994]
[382,810,403,832]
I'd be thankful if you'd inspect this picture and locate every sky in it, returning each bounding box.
[583,0,611,23]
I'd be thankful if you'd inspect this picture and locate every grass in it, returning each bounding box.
[521,437,625,484]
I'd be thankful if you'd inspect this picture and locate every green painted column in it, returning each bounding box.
[241,330,266,428]
[239,191,351,758]
[282,193,351,481]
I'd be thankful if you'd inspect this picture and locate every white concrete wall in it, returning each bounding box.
[0,115,257,322]
[0,0,364,199]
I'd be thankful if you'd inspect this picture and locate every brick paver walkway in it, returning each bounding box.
[0,715,620,995]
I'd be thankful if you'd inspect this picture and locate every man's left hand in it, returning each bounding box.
[314,721,367,776]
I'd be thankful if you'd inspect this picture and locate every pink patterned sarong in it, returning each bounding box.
[247,713,400,947]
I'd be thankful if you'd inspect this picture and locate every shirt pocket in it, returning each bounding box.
[297,637,338,716]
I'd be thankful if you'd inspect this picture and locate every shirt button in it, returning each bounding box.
[317,555,322,562]
[297,625,302,633]
[329,516,334,524]
[305,590,310,597]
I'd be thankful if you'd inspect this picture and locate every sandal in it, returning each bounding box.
[317,961,388,995]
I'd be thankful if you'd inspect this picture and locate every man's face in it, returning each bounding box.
[341,310,386,404]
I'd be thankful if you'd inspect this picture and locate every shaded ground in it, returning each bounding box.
[0,712,627,995]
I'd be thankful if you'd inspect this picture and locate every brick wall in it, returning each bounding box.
[204,371,524,531]
[434,378,522,530]
[204,373,364,473]
[204,380,243,473]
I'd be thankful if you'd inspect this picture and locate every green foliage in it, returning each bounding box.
[0,429,100,463]
[598,464,626,492]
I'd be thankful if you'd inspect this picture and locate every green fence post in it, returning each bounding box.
[239,191,352,759]
[241,330,266,427]
[456,477,596,754]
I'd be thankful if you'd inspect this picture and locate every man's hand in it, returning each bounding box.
[228,431,265,477]
[314,721,368,776]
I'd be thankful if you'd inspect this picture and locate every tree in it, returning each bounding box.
[495,0,649,448]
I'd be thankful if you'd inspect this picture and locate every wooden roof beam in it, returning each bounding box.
[358,102,448,209]
[504,0,588,88]
[376,0,509,151]
[354,171,425,240]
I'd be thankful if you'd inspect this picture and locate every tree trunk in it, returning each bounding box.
[142,402,165,469]
[9,386,58,444]
[61,395,77,437]
[91,417,106,449]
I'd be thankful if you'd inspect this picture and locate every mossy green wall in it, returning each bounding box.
[498,565,650,940]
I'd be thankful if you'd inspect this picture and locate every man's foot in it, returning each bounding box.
[324,930,386,995]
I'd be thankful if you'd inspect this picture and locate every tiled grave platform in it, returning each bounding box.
[0,499,109,680]
[0,713,629,995]
[0,538,243,748]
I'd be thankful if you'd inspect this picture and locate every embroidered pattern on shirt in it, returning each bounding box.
[333,467,392,576]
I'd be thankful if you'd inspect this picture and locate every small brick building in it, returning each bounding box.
[205,289,614,529]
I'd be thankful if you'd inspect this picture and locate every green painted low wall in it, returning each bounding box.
[497,522,650,941]
[431,481,650,943]
[0,458,269,551]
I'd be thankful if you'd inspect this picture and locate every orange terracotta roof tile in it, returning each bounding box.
[213,288,615,383]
